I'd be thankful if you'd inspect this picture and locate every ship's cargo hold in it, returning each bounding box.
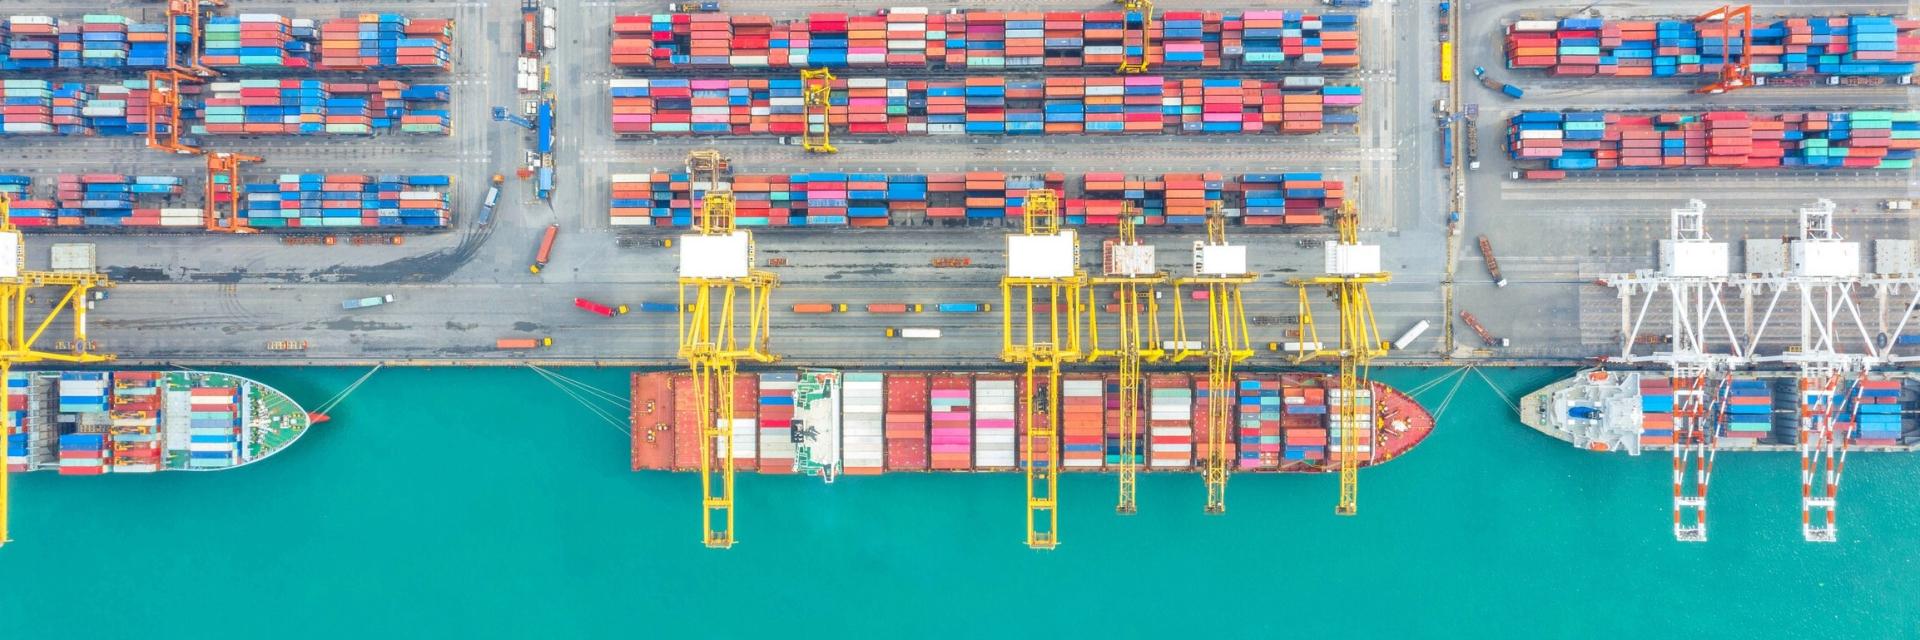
[198,79,450,136]
[757,372,796,473]
[844,372,885,474]
[632,370,1437,476]
[611,170,1345,228]
[1505,16,1920,81]
[610,10,1359,71]
[885,373,928,470]
[494,337,551,349]
[729,374,760,472]
[610,76,1360,137]
[236,174,451,229]
[6,371,311,474]
[1507,110,1920,175]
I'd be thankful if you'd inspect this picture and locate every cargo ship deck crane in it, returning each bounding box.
[1000,188,1084,548]
[1116,0,1155,74]
[0,194,115,549]
[204,152,262,233]
[1170,202,1254,514]
[800,68,837,154]
[1733,199,1894,542]
[1083,206,1165,514]
[1598,200,1744,541]
[1288,197,1388,515]
[677,150,778,549]
[1694,5,1755,94]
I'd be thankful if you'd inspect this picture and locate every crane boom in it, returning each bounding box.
[0,194,116,548]
[1085,208,1164,514]
[1001,188,1083,548]
[1290,197,1388,515]
[1170,203,1254,514]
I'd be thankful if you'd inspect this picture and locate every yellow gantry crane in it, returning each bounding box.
[0,194,116,548]
[800,68,837,154]
[1116,0,1156,74]
[1170,203,1254,514]
[1289,197,1389,515]
[1000,188,1084,549]
[676,150,778,549]
[1083,205,1166,514]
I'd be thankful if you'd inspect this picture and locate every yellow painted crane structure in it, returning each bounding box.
[1170,203,1254,514]
[1289,197,1389,515]
[204,152,262,233]
[676,150,778,549]
[801,68,837,154]
[1000,188,1083,548]
[1083,205,1165,514]
[1116,0,1156,74]
[0,194,115,548]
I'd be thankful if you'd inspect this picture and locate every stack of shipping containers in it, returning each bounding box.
[1852,380,1905,446]
[1237,376,1281,470]
[1508,110,1920,178]
[109,373,161,473]
[1103,376,1137,468]
[184,385,242,469]
[757,372,797,474]
[974,375,1016,469]
[729,375,759,473]
[843,372,886,475]
[1327,386,1374,463]
[1505,16,1920,79]
[1061,376,1104,470]
[235,174,452,230]
[4,374,36,472]
[1148,373,1192,469]
[1720,379,1771,446]
[1190,378,1229,469]
[884,373,928,470]
[1638,376,1675,447]
[54,373,108,475]
[931,374,972,470]
[1282,385,1326,463]
[0,79,88,135]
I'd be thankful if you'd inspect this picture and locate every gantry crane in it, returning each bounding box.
[0,194,115,548]
[1083,204,1165,514]
[1170,202,1254,514]
[676,150,778,549]
[800,68,837,154]
[1599,200,1744,541]
[144,70,200,155]
[165,0,222,78]
[1116,0,1156,74]
[1694,5,1755,94]
[1001,188,1083,548]
[1288,197,1388,515]
[204,152,261,233]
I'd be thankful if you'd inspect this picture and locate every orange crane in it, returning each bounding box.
[144,70,200,155]
[204,153,262,233]
[165,0,222,78]
[1694,5,1755,94]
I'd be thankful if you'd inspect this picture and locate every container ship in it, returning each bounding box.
[4,371,314,475]
[1520,369,1920,454]
[631,369,1433,477]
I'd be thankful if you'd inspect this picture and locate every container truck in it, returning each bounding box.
[1441,125,1455,168]
[936,303,992,313]
[574,298,628,317]
[521,1,538,55]
[1883,200,1913,211]
[930,257,971,267]
[1478,235,1509,287]
[1473,66,1525,99]
[1463,110,1481,170]
[1162,341,1203,351]
[638,302,680,313]
[866,303,923,313]
[341,294,395,310]
[793,303,849,313]
[1393,320,1432,350]
[477,174,502,226]
[1322,0,1372,6]
[530,224,558,273]
[497,337,553,350]
[885,328,943,338]
[1460,311,1509,347]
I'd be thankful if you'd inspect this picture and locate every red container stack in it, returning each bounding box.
[885,373,929,470]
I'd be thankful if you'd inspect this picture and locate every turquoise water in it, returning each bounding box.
[2,366,1916,638]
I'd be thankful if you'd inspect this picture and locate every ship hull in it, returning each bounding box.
[6,370,313,474]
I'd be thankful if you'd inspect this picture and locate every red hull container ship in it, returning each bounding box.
[631,369,1434,476]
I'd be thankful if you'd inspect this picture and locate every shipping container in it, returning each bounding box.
[1505,15,1920,83]
[1508,110,1920,175]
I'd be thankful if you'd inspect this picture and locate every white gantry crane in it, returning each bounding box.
[1732,199,1913,542]
[1601,200,1744,541]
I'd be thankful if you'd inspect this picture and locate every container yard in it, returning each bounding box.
[0,0,1912,557]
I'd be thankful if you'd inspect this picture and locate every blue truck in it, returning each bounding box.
[1474,66,1525,99]
[936,303,993,313]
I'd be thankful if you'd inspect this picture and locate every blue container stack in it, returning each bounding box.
[1237,379,1281,470]
[1723,379,1774,439]
[238,174,452,229]
[4,373,28,470]
[1850,379,1904,445]
[0,174,27,195]
[52,174,186,227]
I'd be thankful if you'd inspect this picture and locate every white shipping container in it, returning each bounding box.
[1512,20,1559,32]
[609,217,653,227]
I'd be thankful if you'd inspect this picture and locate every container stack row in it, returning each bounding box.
[1505,15,1920,79]
[0,79,95,135]
[610,76,1359,136]
[108,371,162,473]
[12,174,196,228]
[884,374,928,470]
[2,12,452,72]
[1720,379,1771,446]
[633,371,1434,474]
[313,14,454,71]
[55,372,108,476]
[1,15,175,70]
[757,372,797,474]
[609,171,1346,228]
[1507,110,1920,178]
[1850,380,1904,446]
[1103,378,1139,468]
[1061,377,1104,469]
[0,174,25,195]
[844,373,886,475]
[610,9,1358,71]
[234,174,453,229]
[199,79,449,135]
[184,386,240,469]
[1327,387,1373,462]
[1638,376,1675,447]
[729,376,759,472]
[4,374,33,472]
